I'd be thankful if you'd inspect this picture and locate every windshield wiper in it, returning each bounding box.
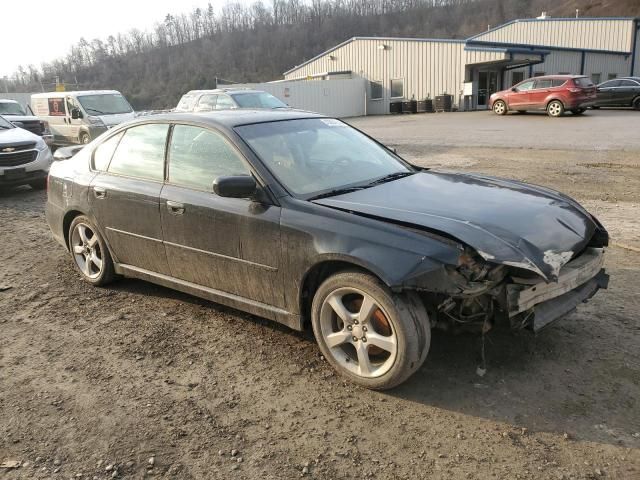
[366,171,415,187]
[84,107,106,115]
[308,186,368,201]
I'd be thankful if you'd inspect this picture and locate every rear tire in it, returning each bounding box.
[29,178,47,190]
[591,106,601,110]
[547,100,564,117]
[492,100,507,116]
[311,271,430,390]
[80,132,91,145]
[68,215,115,286]
[571,108,586,115]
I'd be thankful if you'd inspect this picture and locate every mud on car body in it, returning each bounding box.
[45,110,609,390]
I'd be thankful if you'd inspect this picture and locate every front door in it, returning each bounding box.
[507,79,536,109]
[160,124,283,308]
[66,96,84,143]
[478,71,499,108]
[89,122,171,275]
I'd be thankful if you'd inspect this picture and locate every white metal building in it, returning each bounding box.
[283,16,640,113]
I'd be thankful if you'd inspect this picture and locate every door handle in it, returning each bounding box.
[166,200,185,215]
[93,186,106,199]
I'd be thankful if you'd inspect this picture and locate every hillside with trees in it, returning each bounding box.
[5,0,640,109]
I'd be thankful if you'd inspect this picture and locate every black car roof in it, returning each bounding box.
[136,109,326,128]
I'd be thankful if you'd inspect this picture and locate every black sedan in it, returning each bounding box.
[46,110,609,389]
[592,77,640,109]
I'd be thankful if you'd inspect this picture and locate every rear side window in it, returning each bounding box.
[216,95,235,109]
[534,79,553,89]
[600,80,620,88]
[93,132,124,171]
[176,94,196,111]
[197,94,218,110]
[168,125,249,191]
[551,79,567,87]
[108,124,169,181]
[574,77,595,88]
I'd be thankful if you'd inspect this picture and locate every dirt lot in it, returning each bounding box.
[1,110,639,479]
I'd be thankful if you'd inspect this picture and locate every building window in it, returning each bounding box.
[591,73,601,84]
[511,71,525,86]
[533,72,546,77]
[370,80,383,100]
[608,73,617,80]
[390,79,404,98]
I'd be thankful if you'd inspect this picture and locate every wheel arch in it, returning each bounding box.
[62,209,85,251]
[632,95,640,108]
[546,97,565,109]
[299,257,389,327]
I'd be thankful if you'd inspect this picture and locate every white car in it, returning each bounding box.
[0,99,53,145]
[175,88,288,112]
[0,115,53,190]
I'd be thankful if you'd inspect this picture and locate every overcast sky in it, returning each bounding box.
[2,0,252,78]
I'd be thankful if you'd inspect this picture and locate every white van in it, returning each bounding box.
[31,90,135,146]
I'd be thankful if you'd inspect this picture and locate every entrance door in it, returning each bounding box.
[478,71,499,108]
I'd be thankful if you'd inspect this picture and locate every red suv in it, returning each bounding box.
[489,75,597,117]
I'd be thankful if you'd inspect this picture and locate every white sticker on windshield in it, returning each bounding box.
[320,118,345,127]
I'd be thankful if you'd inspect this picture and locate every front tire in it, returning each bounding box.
[633,97,640,111]
[68,215,115,286]
[80,132,91,144]
[547,100,564,117]
[311,271,430,390]
[492,100,507,115]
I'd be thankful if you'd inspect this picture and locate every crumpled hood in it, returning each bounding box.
[313,171,602,281]
[0,126,40,145]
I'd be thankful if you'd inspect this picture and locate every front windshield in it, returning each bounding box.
[0,102,26,115]
[0,115,15,129]
[231,92,287,109]
[77,94,133,115]
[236,118,410,197]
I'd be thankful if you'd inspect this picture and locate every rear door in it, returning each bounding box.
[615,79,640,106]
[160,124,284,307]
[529,79,553,109]
[508,79,535,109]
[89,122,171,274]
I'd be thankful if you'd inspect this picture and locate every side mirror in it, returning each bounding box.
[71,108,83,120]
[53,145,84,161]
[511,87,518,92]
[213,175,257,198]
[386,146,397,154]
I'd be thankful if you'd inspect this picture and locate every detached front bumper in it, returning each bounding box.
[506,248,608,332]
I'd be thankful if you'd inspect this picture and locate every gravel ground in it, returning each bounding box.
[1,111,639,479]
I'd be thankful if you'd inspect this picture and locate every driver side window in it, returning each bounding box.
[168,125,250,191]
[516,80,535,91]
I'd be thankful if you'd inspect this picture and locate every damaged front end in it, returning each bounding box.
[403,242,608,335]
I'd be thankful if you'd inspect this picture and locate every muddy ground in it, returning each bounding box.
[1,111,639,479]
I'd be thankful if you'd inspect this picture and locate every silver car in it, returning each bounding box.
[175,88,288,112]
[0,115,53,190]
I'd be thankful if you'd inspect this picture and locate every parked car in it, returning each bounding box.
[490,75,596,117]
[31,90,136,146]
[0,99,53,145]
[175,88,288,112]
[592,77,640,110]
[46,110,609,390]
[0,115,53,190]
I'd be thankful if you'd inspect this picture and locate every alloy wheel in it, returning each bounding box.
[71,223,103,279]
[319,287,397,378]
[548,101,563,117]
[493,101,506,115]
